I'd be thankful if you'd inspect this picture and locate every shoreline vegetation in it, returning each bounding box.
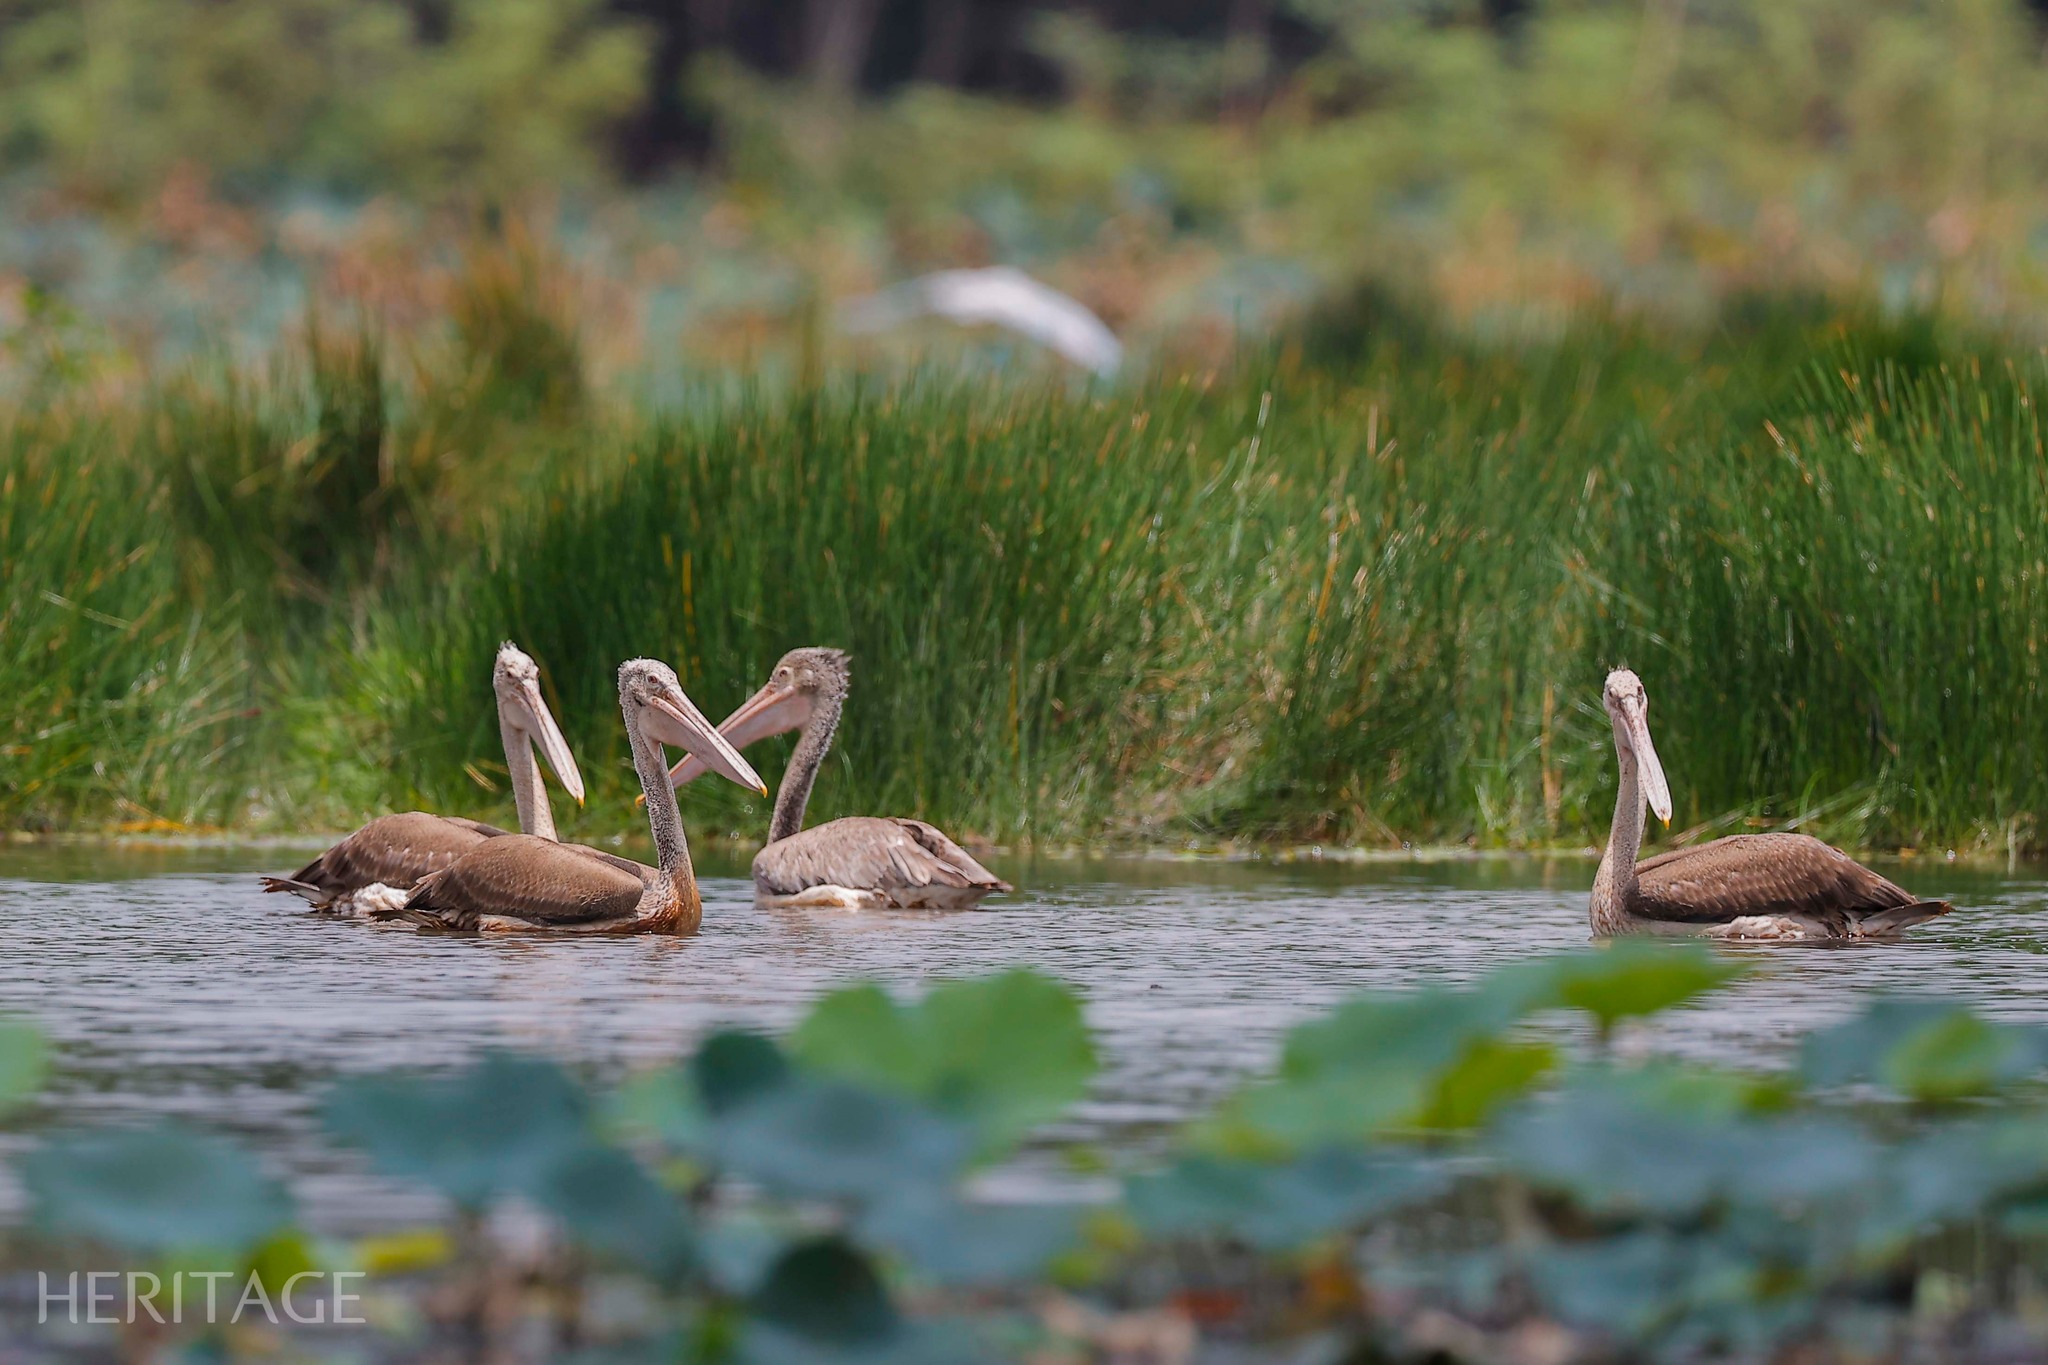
[9,282,2048,859]
[0,832,2026,875]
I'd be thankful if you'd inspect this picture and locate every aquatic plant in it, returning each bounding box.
[11,951,2048,1361]
[8,301,2048,855]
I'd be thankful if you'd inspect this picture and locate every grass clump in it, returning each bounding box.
[0,415,255,829]
[7,297,2048,855]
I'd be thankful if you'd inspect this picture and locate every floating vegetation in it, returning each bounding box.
[8,951,2048,1361]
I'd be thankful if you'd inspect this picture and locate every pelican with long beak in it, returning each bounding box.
[261,643,584,916]
[378,658,764,933]
[1590,668,1950,939]
[669,648,1011,909]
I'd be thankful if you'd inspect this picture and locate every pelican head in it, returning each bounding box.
[494,643,585,803]
[619,658,766,794]
[669,648,850,788]
[1602,668,1672,823]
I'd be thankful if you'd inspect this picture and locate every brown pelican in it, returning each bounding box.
[260,643,584,916]
[375,658,764,933]
[669,648,1011,909]
[1591,668,1950,939]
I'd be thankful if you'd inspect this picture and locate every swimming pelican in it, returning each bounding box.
[260,643,584,916]
[1592,668,1950,939]
[669,648,1011,909]
[376,658,764,933]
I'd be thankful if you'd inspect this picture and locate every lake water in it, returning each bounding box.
[1,841,2044,1235]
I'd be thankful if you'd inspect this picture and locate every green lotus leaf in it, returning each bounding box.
[25,1125,292,1254]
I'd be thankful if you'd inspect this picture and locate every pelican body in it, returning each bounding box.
[378,659,764,934]
[261,644,584,916]
[671,648,1011,909]
[1591,669,1950,940]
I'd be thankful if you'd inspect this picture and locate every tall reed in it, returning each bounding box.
[9,302,2048,853]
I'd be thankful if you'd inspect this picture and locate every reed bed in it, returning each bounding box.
[6,307,2047,853]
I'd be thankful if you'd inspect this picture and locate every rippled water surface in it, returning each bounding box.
[1,841,2044,1233]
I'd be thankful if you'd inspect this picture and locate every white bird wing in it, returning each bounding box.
[840,266,1122,377]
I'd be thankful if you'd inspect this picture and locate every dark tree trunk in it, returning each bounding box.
[918,0,972,84]
[803,0,887,92]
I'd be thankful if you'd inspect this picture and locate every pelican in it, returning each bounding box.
[260,643,584,916]
[669,648,1011,909]
[374,659,764,933]
[1592,668,1950,939]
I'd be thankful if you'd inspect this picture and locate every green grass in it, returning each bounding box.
[6,302,2048,854]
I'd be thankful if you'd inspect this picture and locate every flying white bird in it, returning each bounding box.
[839,266,1123,378]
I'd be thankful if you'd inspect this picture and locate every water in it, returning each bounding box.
[1,841,2045,1234]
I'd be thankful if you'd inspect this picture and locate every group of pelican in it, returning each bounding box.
[261,644,1009,934]
[265,648,1947,943]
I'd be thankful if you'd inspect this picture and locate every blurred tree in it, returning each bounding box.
[0,0,649,199]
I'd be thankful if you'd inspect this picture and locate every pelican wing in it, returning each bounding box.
[1631,833,1919,928]
[442,816,518,838]
[280,812,511,894]
[393,834,649,931]
[754,817,1011,899]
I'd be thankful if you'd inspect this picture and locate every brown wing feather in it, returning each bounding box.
[279,812,508,895]
[392,835,650,930]
[753,817,1010,899]
[441,817,516,839]
[1630,833,1916,927]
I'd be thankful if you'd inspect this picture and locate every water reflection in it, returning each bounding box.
[0,842,2041,1232]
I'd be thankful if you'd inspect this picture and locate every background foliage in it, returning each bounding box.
[6,293,2048,855]
[6,1,2048,373]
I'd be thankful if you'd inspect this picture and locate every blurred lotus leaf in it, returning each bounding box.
[1411,1038,1558,1131]
[743,1237,898,1362]
[1802,998,2048,1100]
[1282,984,1538,1081]
[710,1077,971,1206]
[790,970,1094,1156]
[1528,1230,1768,1339]
[1495,1079,1879,1217]
[610,1063,707,1151]
[24,1125,292,1253]
[856,1187,1083,1285]
[244,1229,320,1298]
[1128,1148,1448,1250]
[0,1021,45,1115]
[320,1052,589,1206]
[1507,944,1749,1036]
[694,1030,792,1115]
[355,1227,455,1274]
[1200,980,1557,1150]
[534,1143,694,1281]
[1845,1119,2048,1254]
[1581,1059,1800,1119]
[699,1211,793,1295]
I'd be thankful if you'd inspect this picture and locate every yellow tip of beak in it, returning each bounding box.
[634,793,646,808]
[756,783,768,797]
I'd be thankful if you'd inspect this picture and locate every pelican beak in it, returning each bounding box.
[643,682,768,796]
[512,676,585,805]
[1626,705,1673,824]
[668,681,811,788]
